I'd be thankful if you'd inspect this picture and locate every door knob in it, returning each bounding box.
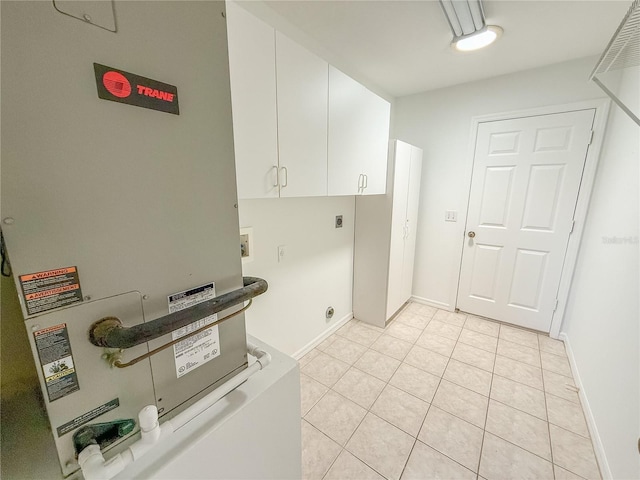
[468,231,476,238]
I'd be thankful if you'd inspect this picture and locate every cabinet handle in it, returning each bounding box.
[363,174,368,190]
[280,166,288,187]
[272,165,279,188]
[357,174,363,193]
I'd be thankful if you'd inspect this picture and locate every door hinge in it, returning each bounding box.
[569,220,575,234]
[553,298,559,312]
[588,130,594,145]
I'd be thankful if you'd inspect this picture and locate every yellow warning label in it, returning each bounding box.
[45,368,76,383]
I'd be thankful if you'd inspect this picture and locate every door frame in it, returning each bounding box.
[452,99,611,338]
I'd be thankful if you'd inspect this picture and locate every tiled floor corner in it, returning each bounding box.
[298,304,602,480]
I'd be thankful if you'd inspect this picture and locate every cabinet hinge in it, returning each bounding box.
[588,130,594,145]
[553,298,559,312]
[569,220,575,234]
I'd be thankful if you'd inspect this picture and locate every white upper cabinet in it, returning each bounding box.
[328,66,391,196]
[226,1,279,199]
[227,4,391,199]
[275,32,328,198]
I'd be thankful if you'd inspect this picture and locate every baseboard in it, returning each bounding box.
[410,295,452,311]
[292,312,353,360]
[559,333,612,480]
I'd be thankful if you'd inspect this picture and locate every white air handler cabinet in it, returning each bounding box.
[353,140,423,327]
[0,1,301,479]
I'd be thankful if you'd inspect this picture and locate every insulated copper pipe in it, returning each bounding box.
[89,277,267,349]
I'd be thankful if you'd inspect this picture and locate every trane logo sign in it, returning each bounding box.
[102,71,175,103]
[94,63,180,115]
[136,85,175,102]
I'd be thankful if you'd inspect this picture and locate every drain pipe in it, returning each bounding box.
[78,343,271,480]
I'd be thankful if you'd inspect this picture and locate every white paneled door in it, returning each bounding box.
[457,109,595,332]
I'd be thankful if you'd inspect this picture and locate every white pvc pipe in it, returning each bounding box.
[79,343,271,480]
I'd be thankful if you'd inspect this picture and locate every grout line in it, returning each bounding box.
[488,396,547,423]
[482,430,555,467]
[476,324,499,476]
[300,373,331,417]
[302,421,343,480]
[398,437,419,480]
[319,447,343,480]
[546,424,599,480]
[541,355,557,479]
[411,317,468,469]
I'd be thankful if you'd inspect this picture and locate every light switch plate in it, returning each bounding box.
[445,210,458,222]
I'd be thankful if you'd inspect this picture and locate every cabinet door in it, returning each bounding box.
[328,67,366,196]
[400,146,423,303]
[328,67,390,196]
[226,1,279,199]
[360,93,391,195]
[386,141,412,319]
[276,32,328,198]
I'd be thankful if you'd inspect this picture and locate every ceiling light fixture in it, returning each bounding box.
[439,0,503,52]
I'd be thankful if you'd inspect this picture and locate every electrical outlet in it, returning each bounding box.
[445,210,458,222]
[240,234,250,258]
[335,215,343,228]
[240,227,253,264]
[277,245,286,263]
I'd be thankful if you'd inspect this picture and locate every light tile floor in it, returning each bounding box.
[299,303,601,480]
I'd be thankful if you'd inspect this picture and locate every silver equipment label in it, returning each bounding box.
[168,283,221,378]
[56,398,120,437]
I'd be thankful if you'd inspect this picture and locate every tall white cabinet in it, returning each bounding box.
[353,140,423,327]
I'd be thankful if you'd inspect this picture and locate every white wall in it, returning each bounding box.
[394,56,609,309]
[560,66,639,480]
[395,56,639,478]
[238,197,355,356]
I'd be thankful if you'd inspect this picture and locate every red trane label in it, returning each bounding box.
[136,85,175,102]
[102,71,131,98]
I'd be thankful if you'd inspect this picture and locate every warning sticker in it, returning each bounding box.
[168,283,221,378]
[20,267,83,315]
[33,323,80,402]
[57,398,120,437]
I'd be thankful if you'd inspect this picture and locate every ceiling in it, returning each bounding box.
[261,0,631,97]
